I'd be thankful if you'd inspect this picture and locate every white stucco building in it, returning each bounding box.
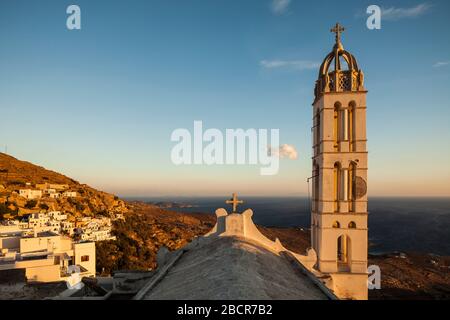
[74,217,114,242]
[62,191,77,198]
[19,189,42,200]
[48,211,68,221]
[0,232,95,283]
[61,221,75,236]
[28,213,50,228]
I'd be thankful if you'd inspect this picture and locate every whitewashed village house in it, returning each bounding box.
[62,191,77,198]
[0,231,95,283]
[19,189,42,200]
[75,217,115,242]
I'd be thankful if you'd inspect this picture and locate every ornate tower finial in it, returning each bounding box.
[313,22,364,101]
[330,22,345,50]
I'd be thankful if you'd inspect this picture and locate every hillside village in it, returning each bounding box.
[0,178,125,240]
[0,153,128,219]
[0,171,127,245]
[1,210,123,242]
[0,153,129,293]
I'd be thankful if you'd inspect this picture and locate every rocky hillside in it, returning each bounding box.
[96,202,215,274]
[0,153,128,218]
[257,226,450,300]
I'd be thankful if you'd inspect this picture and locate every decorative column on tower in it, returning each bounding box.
[310,23,369,300]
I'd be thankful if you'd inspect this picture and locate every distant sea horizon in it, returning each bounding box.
[124,196,450,256]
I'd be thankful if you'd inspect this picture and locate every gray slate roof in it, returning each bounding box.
[144,236,327,300]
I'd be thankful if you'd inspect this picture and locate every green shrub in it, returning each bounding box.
[0,203,18,217]
[8,180,25,187]
[0,203,11,215]
[25,200,38,209]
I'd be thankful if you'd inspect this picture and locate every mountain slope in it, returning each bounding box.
[0,153,127,217]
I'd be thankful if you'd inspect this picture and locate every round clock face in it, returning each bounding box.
[354,176,367,199]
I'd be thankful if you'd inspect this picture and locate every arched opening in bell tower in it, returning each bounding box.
[348,101,356,152]
[333,102,341,151]
[333,162,341,212]
[315,109,321,155]
[313,162,320,212]
[348,161,357,212]
[337,234,351,270]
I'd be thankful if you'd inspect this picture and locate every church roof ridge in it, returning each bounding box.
[134,201,334,300]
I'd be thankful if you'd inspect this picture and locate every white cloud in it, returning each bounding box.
[268,144,298,160]
[381,3,432,21]
[433,61,450,68]
[271,0,291,15]
[260,59,319,71]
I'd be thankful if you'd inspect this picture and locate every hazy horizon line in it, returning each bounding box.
[121,195,450,199]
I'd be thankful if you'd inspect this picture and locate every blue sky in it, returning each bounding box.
[0,0,449,197]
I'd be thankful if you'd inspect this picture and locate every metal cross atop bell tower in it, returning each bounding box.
[330,22,345,47]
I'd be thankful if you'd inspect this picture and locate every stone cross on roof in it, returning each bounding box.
[225,193,243,213]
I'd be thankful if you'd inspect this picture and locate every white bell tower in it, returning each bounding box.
[310,23,368,300]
